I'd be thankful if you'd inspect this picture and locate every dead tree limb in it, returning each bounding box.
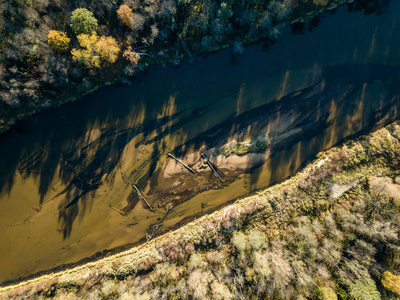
[109,205,126,216]
[201,153,223,183]
[180,37,194,62]
[168,153,196,174]
[147,205,173,240]
[133,185,153,211]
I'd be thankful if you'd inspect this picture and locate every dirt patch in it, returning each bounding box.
[330,180,359,199]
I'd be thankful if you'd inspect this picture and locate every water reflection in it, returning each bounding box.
[1,0,400,284]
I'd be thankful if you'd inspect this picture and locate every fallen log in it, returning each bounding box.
[168,153,196,174]
[201,153,223,183]
[109,205,126,216]
[133,185,153,211]
[147,205,173,240]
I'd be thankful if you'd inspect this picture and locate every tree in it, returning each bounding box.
[381,271,400,295]
[217,3,233,20]
[117,4,133,29]
[96,36,120,64]
[47,30,70,52]
[71,33,120,68]
[70,8,98,36]
[349,279,381,300]
[123,46,140,64]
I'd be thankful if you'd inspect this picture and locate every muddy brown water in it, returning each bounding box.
[1,1,400,284]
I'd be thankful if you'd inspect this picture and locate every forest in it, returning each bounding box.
[0,0,364,133]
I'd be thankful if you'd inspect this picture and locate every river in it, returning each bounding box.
[0,0,399,284]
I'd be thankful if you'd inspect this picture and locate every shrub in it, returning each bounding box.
[47,30,70,52]
[205,251,225,264]
[248,229,266,250]
[187,269,213,299]
[131,13,146,32]
[211,280,233,299]
[318,287,337,300]
[231,231,247,253]
[256,140,270,150]
[253,250,272,279]
[188,252,206,270]
[101,280,117,297]
[70,8,98,35]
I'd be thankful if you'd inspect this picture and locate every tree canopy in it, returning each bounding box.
[117,4,133,29]
[70,8,98,36]
[47,30,70,52]
[71,33,120,68]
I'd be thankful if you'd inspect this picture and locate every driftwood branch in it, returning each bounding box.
[168,153,196,174]
[109,205,126,216]
[201,153,223,183]
[133,185,153,211]
[147,205,173,240]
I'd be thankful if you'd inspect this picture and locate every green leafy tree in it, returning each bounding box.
[70,8,98,36]
[349,279,381,300]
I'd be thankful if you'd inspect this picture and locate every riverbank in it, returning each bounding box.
[1,0,400,285]
[0,0,356,134]
[1,121,399,299]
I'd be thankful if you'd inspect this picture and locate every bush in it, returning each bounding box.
[248,230,266,250]
[187,269,213,299]
[47,30,70,52]
[70,8,98,35]
[318,287,337,300]
[231,231,247,253]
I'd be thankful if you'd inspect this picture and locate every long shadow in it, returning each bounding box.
[0,0,399,285]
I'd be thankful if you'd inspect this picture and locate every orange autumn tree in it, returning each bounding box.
[117,4,133,29]
[71,33,120,68]
[47,30,70,52]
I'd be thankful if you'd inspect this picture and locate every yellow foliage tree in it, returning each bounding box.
[382,271,400,295]
[71,34,120,68]
[117,4,133,29]
[47,30,70,52]
[96,36,120,64]
[123,46,140,64]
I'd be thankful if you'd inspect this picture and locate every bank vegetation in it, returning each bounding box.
[0,0,370,132]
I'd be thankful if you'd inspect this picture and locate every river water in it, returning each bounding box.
[1,1,400,284]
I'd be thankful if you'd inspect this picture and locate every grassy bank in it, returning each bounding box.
[1,121,399,299]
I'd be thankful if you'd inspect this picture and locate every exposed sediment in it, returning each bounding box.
[1,121,400,299]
